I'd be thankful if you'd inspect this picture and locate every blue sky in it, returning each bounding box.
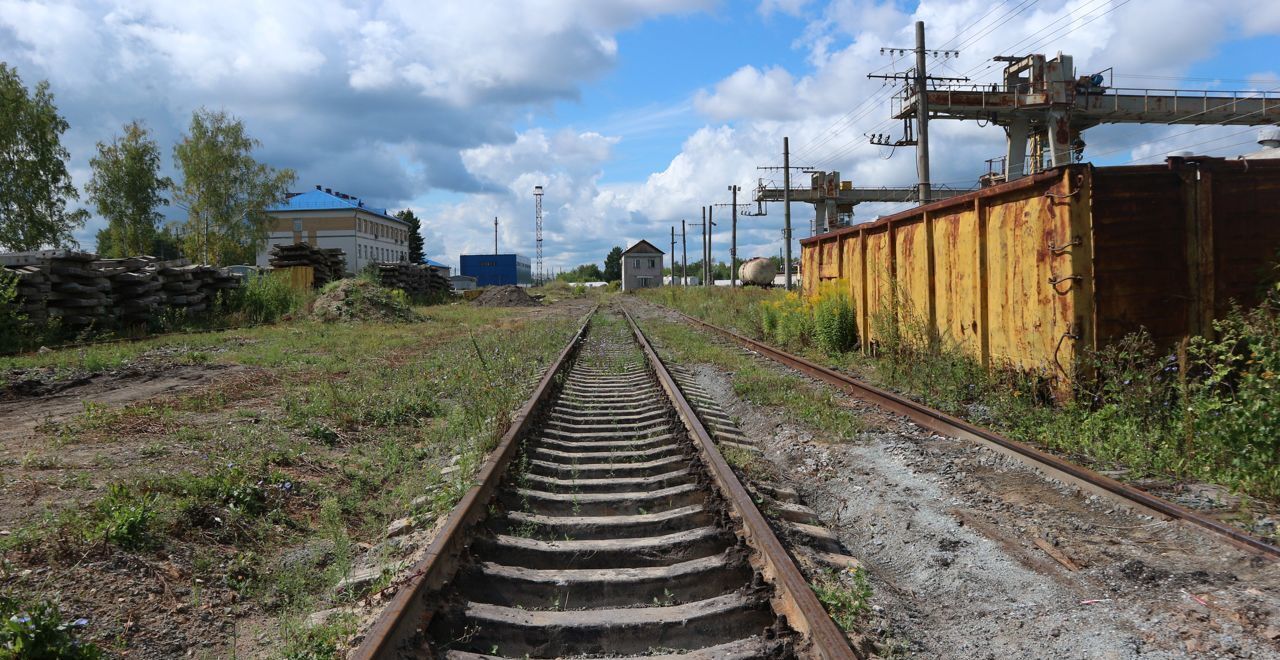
[2,0,1279,271]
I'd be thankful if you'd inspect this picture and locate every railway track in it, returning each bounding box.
[662,307,1280,561]
[355,309,857,659]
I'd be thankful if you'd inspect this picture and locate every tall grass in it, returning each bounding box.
[227,273,309,325]
[645,282,1280,506]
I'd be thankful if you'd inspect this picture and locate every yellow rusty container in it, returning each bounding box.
[273,265,315,292]
[800,158,1280,382]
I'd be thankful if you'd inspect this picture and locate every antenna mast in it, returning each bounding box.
[534,185,544,285]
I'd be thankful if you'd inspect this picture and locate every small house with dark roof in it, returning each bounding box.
[258,186,414,273]
[621,240,664,291]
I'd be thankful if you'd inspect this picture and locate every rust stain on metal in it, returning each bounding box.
[800,159,1280,384]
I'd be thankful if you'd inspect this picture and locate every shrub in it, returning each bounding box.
[231,273,306,324]
[0,598,101,659]
[0,271,29,351]
[93,483,157,550]
[811,281,857,354]
[1187,297,1280,497]
[605,281,620,292]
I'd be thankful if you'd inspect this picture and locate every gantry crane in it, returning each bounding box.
[754,170,970,235]
[892,53,1280,181]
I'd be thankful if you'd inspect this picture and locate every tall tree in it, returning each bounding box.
[556,263,603,282]
[86,121,172,257]
[396,208,425,264]
[603,246,623,281]
[173,108,295,265]
[0,63,88,251]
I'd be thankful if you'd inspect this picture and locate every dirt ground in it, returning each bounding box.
[0,297,597,658]
[631,300,1280,659]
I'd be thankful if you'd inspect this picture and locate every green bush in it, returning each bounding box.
[0,272,29,351]
[811,283,856,354]
[0,598,101,659]
[93,483,157,550]
[231,273,306,324]
[605,280,621,292]
[1187,298,1280,497]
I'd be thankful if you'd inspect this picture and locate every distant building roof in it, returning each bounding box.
[425,259,450,269]
[267,186,405,224]
[622,240,664,255]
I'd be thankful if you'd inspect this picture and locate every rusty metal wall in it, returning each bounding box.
[803,167,1088,376]
[802,158,1280,378]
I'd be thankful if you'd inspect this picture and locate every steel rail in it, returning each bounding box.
[666,309,1280,561]
[353,307,595,658]
[623,308,860,660]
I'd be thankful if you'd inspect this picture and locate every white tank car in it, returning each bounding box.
[738,257,777,286]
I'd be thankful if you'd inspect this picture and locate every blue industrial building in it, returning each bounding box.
[459,254,531,287]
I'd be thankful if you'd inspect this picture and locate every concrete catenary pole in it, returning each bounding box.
[915,20,931,202]
[729,185,739,287]
[701,206,707,286]
[707,205,714,286]
[670,226,676,285]
[783,137,793,291]
[682,219,688,286]
[493,216,498,254]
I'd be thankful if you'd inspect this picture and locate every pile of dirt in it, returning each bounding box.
[471,285,540,307]
[311,279,420,322]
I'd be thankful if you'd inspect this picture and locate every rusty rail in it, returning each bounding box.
[622,309,859,660]
[353,307,595,658]
[665,309,1280,561]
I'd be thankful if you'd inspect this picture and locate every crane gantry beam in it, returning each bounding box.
[893,54,1280,181]
[755,171,970,235]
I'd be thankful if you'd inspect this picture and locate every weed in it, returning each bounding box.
[0,597,101,659]
[811,567,872,631]
[93,483,157,550]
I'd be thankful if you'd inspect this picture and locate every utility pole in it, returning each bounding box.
[493,216,498,254]
[728,185,740,287]
[701,206,707,286]
[783,137,792,290]
[681,219,688,286]
[869,22,963,197]
[670,226,676,286]
[706,205,715,286]
[914,21,931,202]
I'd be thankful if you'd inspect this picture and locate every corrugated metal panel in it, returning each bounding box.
[802,159,1280,382]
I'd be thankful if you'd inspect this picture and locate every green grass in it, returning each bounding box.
[639,318,863,440]
[1,303,582,655]
[641,285,1280,512]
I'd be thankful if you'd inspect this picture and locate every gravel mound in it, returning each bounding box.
[311,279,420,322]
[471,285,540,307]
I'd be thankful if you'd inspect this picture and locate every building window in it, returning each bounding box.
[293,219,302,232]
[648,258,655,268]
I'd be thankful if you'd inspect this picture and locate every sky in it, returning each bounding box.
[2,0,1279,272]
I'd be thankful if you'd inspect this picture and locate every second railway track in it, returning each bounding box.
[356,308,856,659]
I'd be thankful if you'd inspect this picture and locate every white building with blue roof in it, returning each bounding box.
[258,185,414,273]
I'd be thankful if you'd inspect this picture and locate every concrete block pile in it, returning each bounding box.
[268,243,347,288]
[373,262,450,299]
[1,250,243,329]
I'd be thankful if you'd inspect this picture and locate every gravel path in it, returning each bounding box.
[628,299,1280,659]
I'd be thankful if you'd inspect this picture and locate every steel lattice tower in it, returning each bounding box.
[534,185,544,284]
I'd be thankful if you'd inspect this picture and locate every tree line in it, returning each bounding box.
[0,63,427,265]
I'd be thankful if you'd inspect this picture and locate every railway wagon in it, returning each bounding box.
[800,157,1280,379]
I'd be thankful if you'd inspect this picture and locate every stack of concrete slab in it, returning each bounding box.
[374,262,450,300]
[0,251,244,329]
[268,243,347,288]
[94,256,164,326]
